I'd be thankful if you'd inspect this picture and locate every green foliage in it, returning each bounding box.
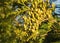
[0,0,59,43]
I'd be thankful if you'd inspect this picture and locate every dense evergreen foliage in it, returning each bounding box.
[0,0,60,43]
